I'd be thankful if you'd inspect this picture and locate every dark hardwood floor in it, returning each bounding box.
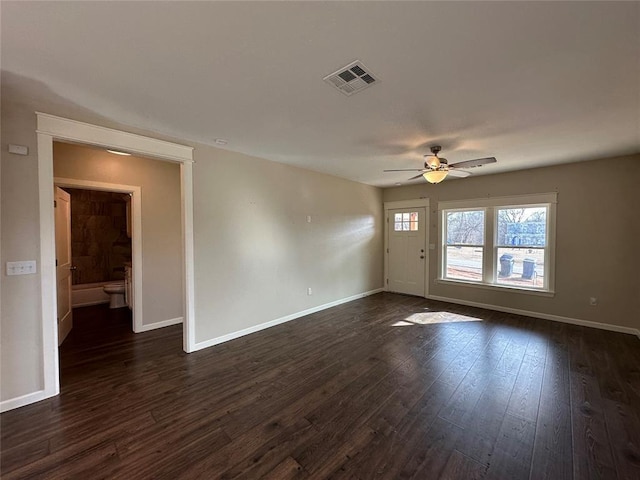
[2,293,640,479]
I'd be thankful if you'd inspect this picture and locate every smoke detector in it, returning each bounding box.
[323,60,379,96]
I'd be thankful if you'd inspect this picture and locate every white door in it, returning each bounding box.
[55,187,73,345]
[388,207,426,296]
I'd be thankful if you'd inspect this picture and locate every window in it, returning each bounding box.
[439,194,556,294]
[394,211,419,231]
[496,207,547,289]
[444,209,484,282]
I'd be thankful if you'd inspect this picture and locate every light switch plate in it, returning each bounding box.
[6,260,37,276]
[8,144,29,156]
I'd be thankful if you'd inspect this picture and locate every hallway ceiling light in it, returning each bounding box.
[107,149,131,156]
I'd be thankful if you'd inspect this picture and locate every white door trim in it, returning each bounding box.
[54,178,144,333]
[384,199,430,298]
[36,113,196,405]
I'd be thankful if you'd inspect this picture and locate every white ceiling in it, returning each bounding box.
[2,1,639,187]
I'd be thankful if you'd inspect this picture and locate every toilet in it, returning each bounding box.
[103,282,126,309]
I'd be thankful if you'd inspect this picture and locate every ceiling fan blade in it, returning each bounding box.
[447,169,471,178]
[449,157,497,169]
[383,168,426,172]
[408,173,426,180]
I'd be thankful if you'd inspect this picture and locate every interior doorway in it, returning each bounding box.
[384,199,430,297]
[36,113,195,405]
[54,178,143,336]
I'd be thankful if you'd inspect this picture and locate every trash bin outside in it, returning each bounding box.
[499,254,514,277]
[522,258,536,279]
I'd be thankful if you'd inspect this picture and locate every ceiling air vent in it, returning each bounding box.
[323,60,379,97]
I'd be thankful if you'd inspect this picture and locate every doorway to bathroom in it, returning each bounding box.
[53,178,141,343]
[35,112,195,408]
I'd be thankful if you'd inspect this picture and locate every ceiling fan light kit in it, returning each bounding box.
[383,145,497,184]
[423,168,448,184]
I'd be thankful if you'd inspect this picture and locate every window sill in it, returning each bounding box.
[436,278,555,297]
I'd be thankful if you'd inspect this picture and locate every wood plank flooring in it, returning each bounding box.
[2,293,639,479]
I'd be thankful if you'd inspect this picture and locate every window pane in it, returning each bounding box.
[445,246,483,281]
[497,207,547,247]
[395,213,402,222]
[410,211,418,231]
[403,221,410,231]
[446,210,484,245]
[394,222,402,231]
[402,213,410,221]
[496,247,545,288]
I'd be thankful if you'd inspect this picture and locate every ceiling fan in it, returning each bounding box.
[384,146,497,184]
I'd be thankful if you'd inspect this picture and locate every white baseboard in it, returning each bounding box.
[136,316,183,333]
[0,389,56,413]
[2,318,183,412]
[426,294,640,338]
[192,288,384,352]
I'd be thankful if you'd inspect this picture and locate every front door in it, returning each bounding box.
[388,207,426,296]
[55,187,73,345]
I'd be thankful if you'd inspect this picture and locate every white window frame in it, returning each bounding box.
[442,207,486,284]
[438,193,557,296]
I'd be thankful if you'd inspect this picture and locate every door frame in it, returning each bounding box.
[54,178,143,333]
[37,113,196,404]
[384,199,430,298]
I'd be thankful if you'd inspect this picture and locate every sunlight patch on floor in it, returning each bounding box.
[392,311,482,326]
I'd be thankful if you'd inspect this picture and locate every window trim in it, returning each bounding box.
[442,206,486,284]
[438,193,557,295]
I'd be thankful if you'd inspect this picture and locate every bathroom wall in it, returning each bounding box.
[65,188,132,285]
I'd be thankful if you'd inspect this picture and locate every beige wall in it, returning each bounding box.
[0,100,384,405]
[192,147,384,343]
[1,100,44,401]
[383,155,640,330]
[53,142,183,327]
